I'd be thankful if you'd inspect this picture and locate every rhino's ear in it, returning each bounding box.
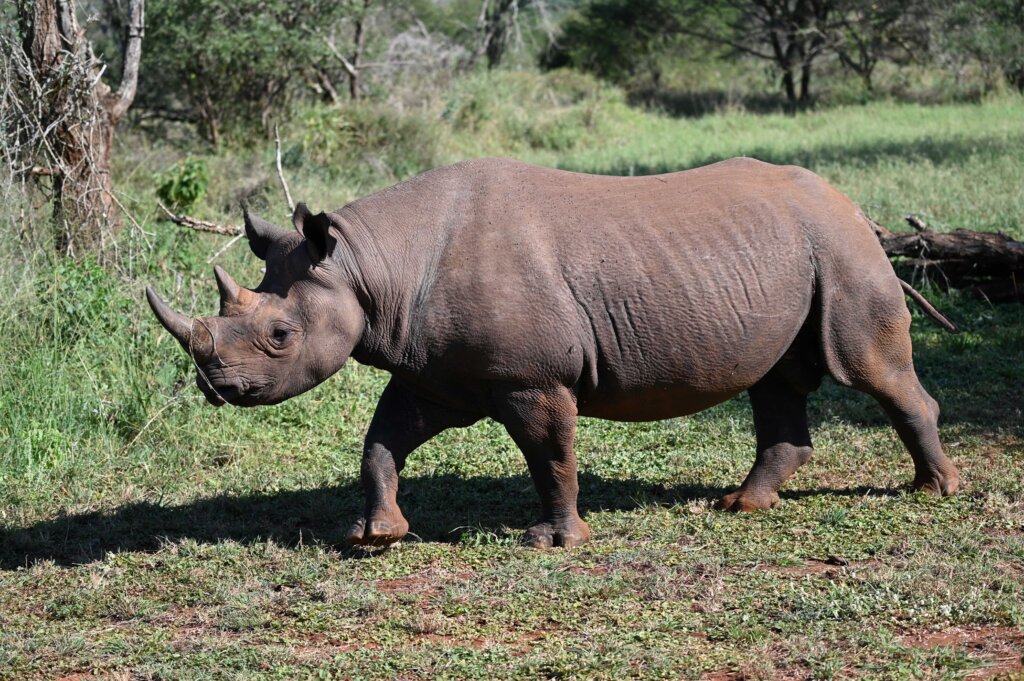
[292,202,334,264]
[243,208,289,260]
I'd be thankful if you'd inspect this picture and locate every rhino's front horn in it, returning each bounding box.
[214,265,241,308]
[146,287,193,348]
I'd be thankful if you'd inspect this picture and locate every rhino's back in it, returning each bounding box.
[358,158,869,420]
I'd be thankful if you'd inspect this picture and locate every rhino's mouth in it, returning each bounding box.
[196,372,273,408]
[196,374,228,406]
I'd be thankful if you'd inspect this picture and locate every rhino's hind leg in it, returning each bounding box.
[496,385,591,549]
[815,274,958,493]
[864,369,959,496]
[719,370,815,512]
[347,379,480,547]
[820,280,959,497]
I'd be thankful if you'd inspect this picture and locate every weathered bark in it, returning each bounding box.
[18,0,144,255]
[873,216,1024,302]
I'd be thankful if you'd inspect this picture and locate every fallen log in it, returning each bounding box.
[872,215,1024,303]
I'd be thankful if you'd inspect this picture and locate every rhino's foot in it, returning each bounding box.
[345,510,409,547]
[913,467,960,497]
[523,515,591,549]
[716,488,779,512]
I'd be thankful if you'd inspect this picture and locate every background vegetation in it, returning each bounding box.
[0,0,1022,678]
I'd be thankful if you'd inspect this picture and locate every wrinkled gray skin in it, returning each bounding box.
[148,157,961,548]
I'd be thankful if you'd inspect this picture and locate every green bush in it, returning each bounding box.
[156,159,210,212]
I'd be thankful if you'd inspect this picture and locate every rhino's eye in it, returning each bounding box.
[270,326,293,345]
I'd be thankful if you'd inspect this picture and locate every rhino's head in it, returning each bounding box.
[147,204,364,407]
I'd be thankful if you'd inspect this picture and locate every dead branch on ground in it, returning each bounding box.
[157,201,241,236]
[873,215,1024,302]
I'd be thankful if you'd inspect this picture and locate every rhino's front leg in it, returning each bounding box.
[347,379,480,547]
[496,385,591,549]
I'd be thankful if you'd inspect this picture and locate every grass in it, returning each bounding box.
[1,75,1022,678]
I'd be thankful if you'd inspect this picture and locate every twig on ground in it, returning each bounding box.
[207,233,245,263]
[274,125,294,213]
[906,214,929,232]
[157,201,242,236]
[107,188,153,244]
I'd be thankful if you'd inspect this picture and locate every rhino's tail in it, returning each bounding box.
[899,279,960,334]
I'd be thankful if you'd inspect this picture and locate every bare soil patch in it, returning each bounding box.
[901,625,1024,679]
[374,567,475,597]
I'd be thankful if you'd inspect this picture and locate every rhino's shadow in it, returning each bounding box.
[0,473,896,569]
[6,311,1017,570]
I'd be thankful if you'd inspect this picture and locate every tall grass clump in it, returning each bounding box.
[286,103,443,190]
[0,248,154,491]
[442,69,630,156]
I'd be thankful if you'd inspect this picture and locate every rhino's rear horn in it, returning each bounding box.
[146,287,193,348]
[243,208,289,260]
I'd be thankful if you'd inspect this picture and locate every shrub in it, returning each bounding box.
[156,159,209,212]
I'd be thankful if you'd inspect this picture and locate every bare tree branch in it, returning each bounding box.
[5,0,146,255]
[274,125,294,213]
[321,33,359,79]
[157,201,241,236]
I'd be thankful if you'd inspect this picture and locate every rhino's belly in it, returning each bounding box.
[576,384,742,421]
[572,301,809,421]
[574,340,788,421]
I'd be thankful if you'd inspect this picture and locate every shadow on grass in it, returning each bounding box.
[627,86,988,120]
[628,87,792,118]
[0,472,905,569]
[561,131,1024,177]
[804,297,1024,433]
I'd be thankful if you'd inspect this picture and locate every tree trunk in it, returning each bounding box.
[349,14,365,100]
[767,31,797,106]
[799,61,812,102]
[782,70,798,104]
[467,0,524,70]
[862,62,875,92]
[18,0,144,256]
[316,3,372,104]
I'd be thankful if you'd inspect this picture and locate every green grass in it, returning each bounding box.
[1,79,1023,678]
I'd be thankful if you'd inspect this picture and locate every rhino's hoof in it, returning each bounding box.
[913,469,960,497]
[346,514,409,547]
[523,516,591,549]
[716,489,779,512]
